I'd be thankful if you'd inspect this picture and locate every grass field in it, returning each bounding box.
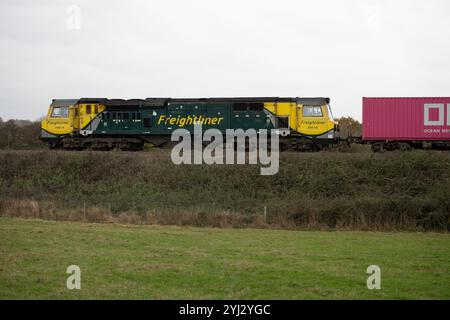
[0,218,449,299]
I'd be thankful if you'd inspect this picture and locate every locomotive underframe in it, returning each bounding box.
[42,133,339,152]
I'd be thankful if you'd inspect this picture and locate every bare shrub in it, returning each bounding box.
[85,207,113,223]
[114,211,143,225]
[1,199,40,218]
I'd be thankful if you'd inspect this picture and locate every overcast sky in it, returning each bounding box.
[0,0,449,121]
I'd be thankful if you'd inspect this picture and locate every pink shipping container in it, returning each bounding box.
[363,97,450,142]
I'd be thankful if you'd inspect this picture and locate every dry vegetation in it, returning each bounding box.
[335,116,362,139]
[0,119,43,150]
[0,149,449,231]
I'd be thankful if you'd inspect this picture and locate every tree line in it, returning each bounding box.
[0,117,45,149]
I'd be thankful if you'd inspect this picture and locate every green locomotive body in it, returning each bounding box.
[41,97,337,151]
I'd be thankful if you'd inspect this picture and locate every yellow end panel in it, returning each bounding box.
[264,102,277,115]
[297,104,335,136]
[41,106,75,135]
[77,103,105,130]
[41,103,106,136]
[263,102,298,131]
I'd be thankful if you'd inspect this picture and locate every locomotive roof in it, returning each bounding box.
[51,99,79,107]
[64,97,330,107]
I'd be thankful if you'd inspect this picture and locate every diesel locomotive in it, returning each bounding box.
[40,97,338,151]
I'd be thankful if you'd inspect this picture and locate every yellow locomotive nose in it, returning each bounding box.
[263,98,337,139]
[40,99,78,147]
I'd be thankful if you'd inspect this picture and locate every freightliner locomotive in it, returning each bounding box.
[40,97,338,151]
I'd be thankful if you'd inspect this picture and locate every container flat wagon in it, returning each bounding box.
[363,97,450,152]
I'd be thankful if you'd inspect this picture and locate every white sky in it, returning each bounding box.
[0,0,449,121]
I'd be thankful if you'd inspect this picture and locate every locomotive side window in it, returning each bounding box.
[123,113,129,120]
[303,106,323,117]
[51,107,69,118]
[94,105,98,114]
[233,103,247,111]
[131,113,136,120]
[327,104,334,120]
[248,103,264,111]
[86,105,92,114]
[112,112,117,120]
[136,113,141,120]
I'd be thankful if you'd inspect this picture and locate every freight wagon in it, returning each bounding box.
[363,97,450,152]
[40,97,338,151]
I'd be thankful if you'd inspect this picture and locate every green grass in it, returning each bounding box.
[0,218,449,299]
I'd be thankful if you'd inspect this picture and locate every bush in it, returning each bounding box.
[0,150,449,231]
[0,120,44,150]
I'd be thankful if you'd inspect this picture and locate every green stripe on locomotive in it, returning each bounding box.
[93,101,274,136]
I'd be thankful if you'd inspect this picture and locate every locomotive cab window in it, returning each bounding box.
[303,106,323,117]
[327,104,334,120]
[86,105,92,114]
[51,106,69,118]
